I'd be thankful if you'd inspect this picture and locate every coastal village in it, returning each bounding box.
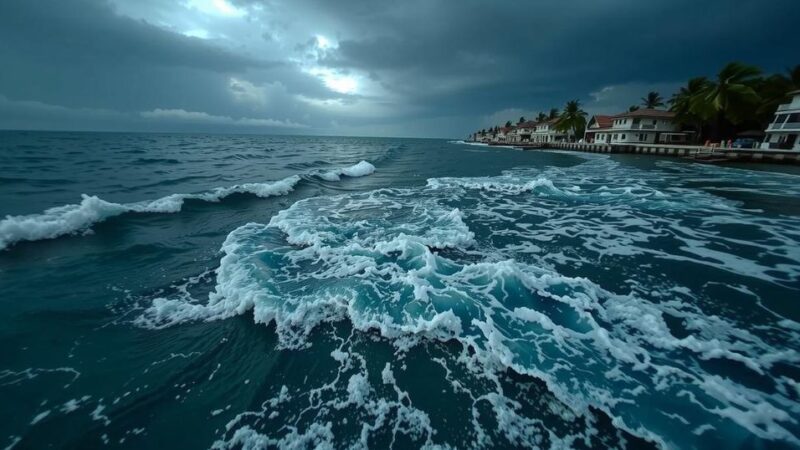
[470,63,800,162]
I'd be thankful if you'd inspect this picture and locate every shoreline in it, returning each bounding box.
[466,140,800,165]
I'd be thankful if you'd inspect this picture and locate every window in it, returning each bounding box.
[613,134,618,140]
[621,134,626,140]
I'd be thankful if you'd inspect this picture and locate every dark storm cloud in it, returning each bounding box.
[314,0,800,116]
[1,0,798,137]
[0,0,277,113]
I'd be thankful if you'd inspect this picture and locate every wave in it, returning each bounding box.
[316,160,375,181]
[0,161,376,251]
[134,159,800,448]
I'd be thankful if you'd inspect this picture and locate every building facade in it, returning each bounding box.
[592,109,688,145]
[531,119,571,143]
[761,90,800,151]
[584,115,613,143]
[511,121,538,143]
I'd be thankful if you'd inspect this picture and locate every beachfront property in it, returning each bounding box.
[587,109,690,145]
[761,90,800,151]
[511,121,538,143]
[584,115,614,143]
[531,119,571,143]
[493,126,515,143]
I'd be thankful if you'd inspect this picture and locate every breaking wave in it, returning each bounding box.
[316,160,376,181]
[0,161,376,250]
[135,156,800,449]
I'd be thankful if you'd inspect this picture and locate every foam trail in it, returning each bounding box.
[134,159,800,448]
[317,161,375,181]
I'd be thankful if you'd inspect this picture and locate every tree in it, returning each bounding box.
[755,65,800,124]
[628,105,640,112]
[669,77,712,142]
[641,91,665,109]
[505,120,512,128]
[518,116,526,124]
[548,108,559,120]
[555,100,588,142]
[691,62,762,140]
[536,112,548,122]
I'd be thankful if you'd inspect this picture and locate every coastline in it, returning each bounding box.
[462,140,800,165]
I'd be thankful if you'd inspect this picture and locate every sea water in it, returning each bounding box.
[1,131,799,449]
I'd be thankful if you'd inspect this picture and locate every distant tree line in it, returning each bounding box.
[477,62,799,143]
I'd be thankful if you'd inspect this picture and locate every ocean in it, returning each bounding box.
[1,131,799,449]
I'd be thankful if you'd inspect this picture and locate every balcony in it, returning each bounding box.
[768,122,800,131]
[777,103,799,112]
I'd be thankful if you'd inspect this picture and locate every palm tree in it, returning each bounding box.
[555,100,588,142]
[628,105,640,112]
[548,108,559,120]
[691,62,762,140]
[641,91,665,109]
[536,112,548,122]
[669,77,711,142]
[504,120,512,128]
[518,116,526,124]
[756,65,800,124]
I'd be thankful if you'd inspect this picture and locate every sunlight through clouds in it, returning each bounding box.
[185,0,246,17]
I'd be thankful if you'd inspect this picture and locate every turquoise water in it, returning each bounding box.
[1,131,799,449]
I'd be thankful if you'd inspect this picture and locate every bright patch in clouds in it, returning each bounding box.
[185,0,246,17]
[315,35,334,50]
[307,68,358,95]
[183,29,210,39]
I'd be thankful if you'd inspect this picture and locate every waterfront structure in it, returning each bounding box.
[512,121,538,143]
[493,126,515,143]
[761,90,800,151]
[583,115,613,143]
[590,109,689,145]
[531,119,571,143]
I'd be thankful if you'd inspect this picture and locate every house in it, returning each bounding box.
[592,109,689,145]
[531,119,571,143]
[584,115,614,143]
[512,121,538,143]
[493,126,515,143]
[761,90,800,151]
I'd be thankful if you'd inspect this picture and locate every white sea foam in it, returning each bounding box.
[135,156,800,448]
[317,160,375,181]
[0,160,378,250]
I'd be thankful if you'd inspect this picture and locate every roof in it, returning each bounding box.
[589,115,614,129]
[499,126,514,133]
[614,109,675,119]
[517,121,538,128]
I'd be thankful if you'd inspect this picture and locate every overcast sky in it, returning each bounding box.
[1,0,798,138]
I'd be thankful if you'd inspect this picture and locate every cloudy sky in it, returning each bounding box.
[1,0,798,138]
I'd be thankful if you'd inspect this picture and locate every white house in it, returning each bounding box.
[511,121,538,143]
[531,119,571,143]
[493,126,515,143]
[592,109,689,145]
[761,90,800,151]
[583,115,613,143]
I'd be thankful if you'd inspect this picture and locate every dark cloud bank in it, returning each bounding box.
[1,0,798,138]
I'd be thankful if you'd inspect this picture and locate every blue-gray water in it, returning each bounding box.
[1,131,799,449]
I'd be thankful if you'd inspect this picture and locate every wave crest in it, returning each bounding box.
[1,160,378,250]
